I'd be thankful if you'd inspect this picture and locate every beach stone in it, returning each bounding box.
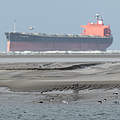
[38,101,44,103]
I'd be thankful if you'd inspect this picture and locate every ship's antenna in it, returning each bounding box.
[13,20,16,33]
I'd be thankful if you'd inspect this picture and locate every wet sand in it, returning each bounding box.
[0,61,120,92]
[0,55,120,104]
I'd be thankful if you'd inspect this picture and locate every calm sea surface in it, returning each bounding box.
[0,95,120,120]
[0,88,120,120]
[0,57,120,63]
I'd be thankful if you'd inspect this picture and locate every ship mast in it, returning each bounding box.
[13,20,16,33]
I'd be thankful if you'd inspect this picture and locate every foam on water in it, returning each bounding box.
[1,50,120,55]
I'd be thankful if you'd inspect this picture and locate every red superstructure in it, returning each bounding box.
[81,14,111,37]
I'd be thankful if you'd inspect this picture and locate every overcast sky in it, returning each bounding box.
[0,0,120,51]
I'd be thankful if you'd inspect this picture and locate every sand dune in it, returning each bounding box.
[0,62,120,92]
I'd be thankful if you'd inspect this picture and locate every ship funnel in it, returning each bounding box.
[95,14,103,25]
[95,14,103,21]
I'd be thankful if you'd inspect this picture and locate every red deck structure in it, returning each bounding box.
[81,14,111,37]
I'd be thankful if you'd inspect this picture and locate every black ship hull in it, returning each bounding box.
[5,32,113,52]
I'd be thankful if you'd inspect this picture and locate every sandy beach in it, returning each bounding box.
[0,55,120,120]
[0,53,120,104]
[0,61,120,92]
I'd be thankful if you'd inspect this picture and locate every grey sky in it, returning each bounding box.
[0,0,119,51]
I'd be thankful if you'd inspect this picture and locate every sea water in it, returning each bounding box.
[0,57,120,63]
[0,88,120,120]
[0,97,120,120]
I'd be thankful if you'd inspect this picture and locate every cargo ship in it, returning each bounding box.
[5,14,113,52]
